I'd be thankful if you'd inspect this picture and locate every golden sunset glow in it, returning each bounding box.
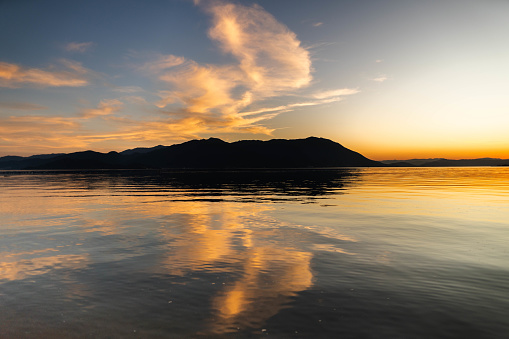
[1,0,508,159]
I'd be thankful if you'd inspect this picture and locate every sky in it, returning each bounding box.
[1,0,508,160]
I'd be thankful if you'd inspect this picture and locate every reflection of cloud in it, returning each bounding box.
[313,243,355,255]
[149,200,315,334]
[65,41,94,53]
[210,247,312,333]
[0,174,359,335]
[156,202,267,275]
[0,254,89,281]
[0,59,90,88]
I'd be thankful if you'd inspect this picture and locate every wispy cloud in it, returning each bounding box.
[239,97,345,117]
[141,54,186,73]
[65,41,94,53]
[373,75,388,82]
[312,88,360,99]
[0,102,48,110]
[112,85,145,93]
[80,99,123,119]
[0,115,83,150]
[122,96,148,104]
[0,100,126,152]
[312,22,323,27]
[0,59,91,88]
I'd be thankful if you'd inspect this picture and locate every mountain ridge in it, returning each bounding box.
[0,137,383,170]
[382,158,509,167]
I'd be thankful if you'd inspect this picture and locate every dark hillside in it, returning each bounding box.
[0,137,384,170]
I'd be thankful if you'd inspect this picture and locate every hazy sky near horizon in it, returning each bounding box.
[1,0,508,160]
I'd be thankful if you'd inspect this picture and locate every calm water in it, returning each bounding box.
[1,168,508,338]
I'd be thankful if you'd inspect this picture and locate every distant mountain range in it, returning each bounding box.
[382,158,509,167]
[1,137,507,170]
[0,137,382,170]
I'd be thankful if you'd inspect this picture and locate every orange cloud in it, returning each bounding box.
[0,99,128,152]
[80,99,123,119]
[144,1,313,137]
[206,2,312,93]
[0,115,84,150]
[0,59,90,88]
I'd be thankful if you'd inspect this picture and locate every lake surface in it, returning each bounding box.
[1,167,508,338]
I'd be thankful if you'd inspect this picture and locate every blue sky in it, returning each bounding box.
[1,0,508,159]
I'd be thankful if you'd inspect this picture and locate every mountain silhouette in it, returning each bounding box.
[382,157,509,167]
[419,158,509,167]
[0,137,383,170]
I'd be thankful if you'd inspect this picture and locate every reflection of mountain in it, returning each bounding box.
[0,137,383,169]
[6,169,361,201]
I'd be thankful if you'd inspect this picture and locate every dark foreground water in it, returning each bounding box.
[1,167,508,338]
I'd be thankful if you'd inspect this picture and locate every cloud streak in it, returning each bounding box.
[0,60,91,88]
[80,99,123,119]
[0,100,126,152]
[312,88,360,99]
[373,75,388,82]
[65,41,94,53]
[0,102,48,110]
